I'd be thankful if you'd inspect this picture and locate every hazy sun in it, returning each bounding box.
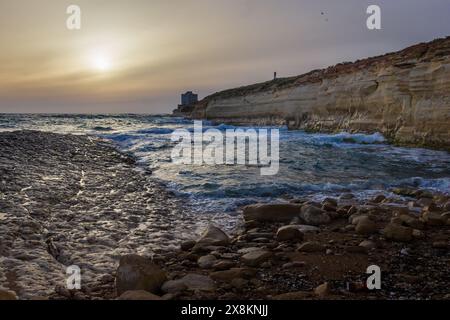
[90,52,112,72]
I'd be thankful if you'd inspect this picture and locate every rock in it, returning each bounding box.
[178,274,215,291]
[432,241,448,249]
[399,215,424,229]
[237,247,262,254]
[230,278,248,289]
[161,280,188,294]
[243,203,301,222]
[383,223,413,242]
[180,240,196,251]
[372,194,386,203]
[197,255,217,269]
[422,211,445,226]
[282,261,306,269]
[212,260,236,271]
[314,282,330,297]
[355,217,377,235]
[276,225,304,242]
[359,240,377,249]
[241,250,272,267]
[210,268,257,281]
[443,202,450,211]
[117,290,162,300]
[412,229,425,239]
[0,288,18,300]
[195,225,230,248]
[272,291,311,300]
[115,254,167,295]
[297,241,325,253]
[300,205,330,226]
[293,225,320,233]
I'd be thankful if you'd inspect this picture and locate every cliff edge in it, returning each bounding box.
[183,37,450,149]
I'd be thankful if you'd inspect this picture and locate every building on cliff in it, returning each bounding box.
[173,91,199,115]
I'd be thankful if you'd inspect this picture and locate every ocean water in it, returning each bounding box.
[1,114,449,227]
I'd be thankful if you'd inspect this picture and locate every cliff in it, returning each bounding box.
[185,37,450,149]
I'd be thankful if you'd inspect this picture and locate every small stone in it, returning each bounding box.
[432,241,448,249]
[197,255,217,269]
[161,279,188,294]
[314,282,330,297]
[195,225,230,249]
[276,225,304,242]
[210,268,257,281]
[355,217,377,235]
[297,241,325,253]
[230,278,248,289]
[372,194,386,203]
[399,215,424,230]
[0,288,18,300]
[179,274,215,291]
[241,250,272,267]
[359,240,377,249]
[383,223,413,242]
[412,229,424,239]
[117,290,162,300]
[282,261,306,269]
[422,211,445,226]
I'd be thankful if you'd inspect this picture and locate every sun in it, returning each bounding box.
[90,52,112,72]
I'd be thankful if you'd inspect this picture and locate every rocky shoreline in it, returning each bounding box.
[1,131,449,300]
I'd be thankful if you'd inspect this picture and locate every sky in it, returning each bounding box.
[0,0,449,114]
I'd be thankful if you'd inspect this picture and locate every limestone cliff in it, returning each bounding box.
[186,37,450,149]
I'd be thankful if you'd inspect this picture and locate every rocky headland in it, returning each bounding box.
[1,131,449,300]
[180,37,450,150]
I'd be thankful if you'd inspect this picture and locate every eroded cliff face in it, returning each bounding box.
[189,37,450,149]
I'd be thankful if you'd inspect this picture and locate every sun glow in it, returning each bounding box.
[90,51,112,72]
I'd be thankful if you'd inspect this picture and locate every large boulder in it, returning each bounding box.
[300,205,331,226]
[115,254,167,295]
[243,203,301,222]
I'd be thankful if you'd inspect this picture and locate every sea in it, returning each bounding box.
[1,114,449,229]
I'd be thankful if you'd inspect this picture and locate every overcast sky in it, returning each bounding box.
[0,0,449,113]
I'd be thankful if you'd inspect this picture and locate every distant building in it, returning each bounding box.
[181,91,198,106]
[173,91,198,115]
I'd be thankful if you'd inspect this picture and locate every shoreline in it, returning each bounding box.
[0,130,449,300]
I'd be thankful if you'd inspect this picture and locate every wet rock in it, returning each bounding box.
[432,241,448,249]
[212,260,236,271]
[197,255,217,269]
[115,254,167,295]
[241,250,272,267]
[340,193,355,200]
[0,288,18,300]
[372,194,386,203]
[297,241,325,253]
[300,205,330,226]
[383,223,413,242]
[412,229,425,239]
[276,225,304,242]
[117,290,162,300]
[243,203,301,222]
[231,278,248,289]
